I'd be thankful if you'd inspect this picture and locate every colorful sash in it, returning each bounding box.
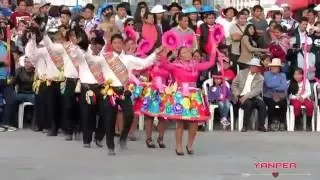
[63,42,79,71]
[104,53,129,86]
[87,60,105,85]
[47,47,65,81]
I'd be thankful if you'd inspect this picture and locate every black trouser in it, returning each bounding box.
[240,97,267,129]
[80,83,102,144]
[35,82,48,130]
[47,81,62,133]
[0,79,16,126]
[63,78,80,135]
[263,97,287,123]
[97,87,134,150]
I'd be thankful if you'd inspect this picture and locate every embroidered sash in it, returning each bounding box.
[104,53,129,86]
[47,47,64,81]
[63,42,79,71]
[86,60,105,85]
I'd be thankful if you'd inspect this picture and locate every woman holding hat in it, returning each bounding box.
[151,4,170,34]
[263,58,288,131]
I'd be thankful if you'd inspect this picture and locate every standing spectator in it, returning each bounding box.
[168,2,182,18]
[185,7,198,32]
[288,68,313,131]
[263,58,288,131]
[297,37,315,81]
[151,5,170,34]
[171,13,197,50]
[192,0,202,12]
[311,21,320,79]
[134,3,148,30]
[0,0,12,17]
[140,12,162,53]
[0,27,16,132]
[10,0,30,29]
[240,8,250,19]
[290,17,309,48]
[231,58,267,132]
[115,2,133,33]
[229,11,247,69]
[216,6,237,52]
[281,3,297,31]
[198,6,216,55]
[83,3,98,36]
[238,24,268,69]
[249,5,268,47]
[307,9,317,33]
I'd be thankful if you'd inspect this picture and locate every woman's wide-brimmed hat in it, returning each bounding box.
[212,71,223,79]
[247,57,262,67]
[151,4,166,14]
[162,30,180,50]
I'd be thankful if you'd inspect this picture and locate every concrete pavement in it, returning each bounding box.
[0,130,319,180]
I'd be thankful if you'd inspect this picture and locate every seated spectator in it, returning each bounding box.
[231,58,267,132]
[263,58,288,131]
[288,68,313,131]
[207,72,232,128]
[261,54,271,73]
[210,53,235,83]
[14,57,35,104]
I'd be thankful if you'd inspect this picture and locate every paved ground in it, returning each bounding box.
[0,130,320,180]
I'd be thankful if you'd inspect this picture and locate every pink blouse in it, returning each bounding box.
[160,50,216,87]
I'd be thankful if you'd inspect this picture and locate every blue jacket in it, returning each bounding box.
[263,71,288,98]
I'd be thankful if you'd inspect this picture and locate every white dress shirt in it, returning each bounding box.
[216,16,235,46]
[100,51,157,87]
[79,50,103,84]
[42,36,78,79]
[25,40,48,79]
[240,72,256,96]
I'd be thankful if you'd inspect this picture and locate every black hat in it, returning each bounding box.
[223,6,238,16]
[168,2,182,11]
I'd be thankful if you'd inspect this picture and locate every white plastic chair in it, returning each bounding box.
[18,102,34,129]
[203,78,234,131]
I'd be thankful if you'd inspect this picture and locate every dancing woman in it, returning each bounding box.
[159,45,217,155]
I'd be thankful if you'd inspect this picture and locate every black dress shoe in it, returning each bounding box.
[119,140,128,150]
[108,149,116,155]
[146,138,156,148]
[186,146,194,155]
[157,137,166,148]
[95,140,103,148]
[47,131,58,136]
[65,135,72,141]
[175,150,184,156]
[241,127,247,132]
[33,127,43,132]
[83,143,91,148]
[258,126,267,132]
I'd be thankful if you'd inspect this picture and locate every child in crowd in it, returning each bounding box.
[207,72,232,127]
[288,68,313,131]
[261,54,272,73]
